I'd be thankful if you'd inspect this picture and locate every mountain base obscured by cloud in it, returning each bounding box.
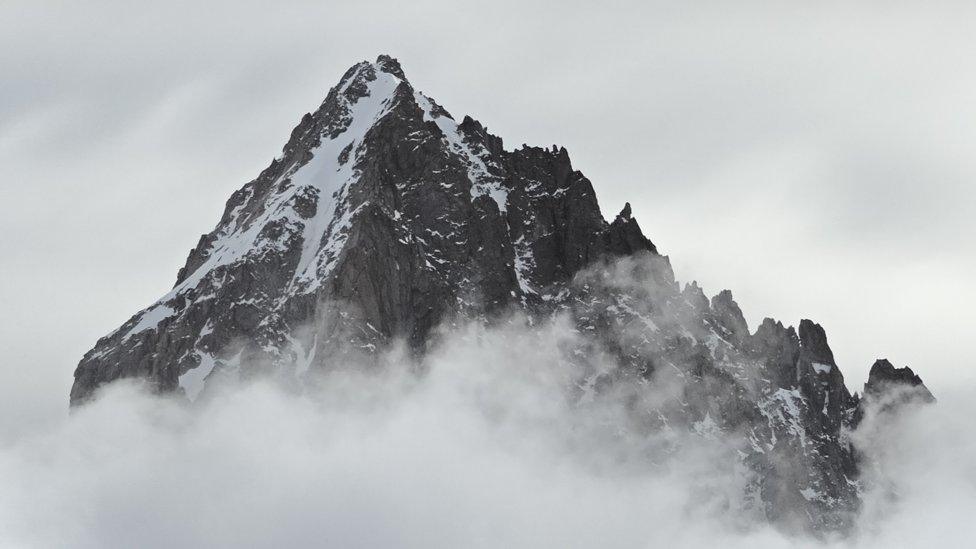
[1,318,971,548]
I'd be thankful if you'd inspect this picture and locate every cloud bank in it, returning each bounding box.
[0,315,970,548]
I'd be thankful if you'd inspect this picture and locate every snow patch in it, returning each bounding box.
[758,388,808,447]
[122,304,177,341]
[413,91,508,213]
[799,487,823,502]
[129,59,404,324]
[180,350,244,401]
[289,71,402,290]
[287,333,318,377]
[179,352,218,401]
[812,362,832,375]
[512,235,537,295]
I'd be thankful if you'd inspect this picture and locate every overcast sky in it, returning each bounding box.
[1,0,973,433]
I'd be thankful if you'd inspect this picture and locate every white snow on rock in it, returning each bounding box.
[811,362,832,375]
[179,350,244,401]
[413,90,509,213]
[289,68,402,291]
[799,487,823,502]
[286,333,317,377]
[117,60,525,354]
[512,235,537,295]
[122,304,177,341]
[129,60,406,329]
[179,351,218,401]
[758,388,808,447]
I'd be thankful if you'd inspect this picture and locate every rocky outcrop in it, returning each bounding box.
[852,359,935,423]
[70,55,932,534]
[863,359,934,401]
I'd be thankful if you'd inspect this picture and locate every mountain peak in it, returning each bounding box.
[618,202,633,220]
[73,55,663,404]
[374,54,406,79]
[864,358,935,402]
[71,56,930,534]
[322,56,409,114]
[607,202,657,255]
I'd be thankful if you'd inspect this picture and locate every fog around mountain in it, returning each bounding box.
[1,1,974,547]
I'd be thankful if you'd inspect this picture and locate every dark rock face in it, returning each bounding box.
[863,359,934,401]
[853,359,936,423]
[70,55,932,534]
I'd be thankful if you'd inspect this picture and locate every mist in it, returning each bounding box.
[1,310,972,548]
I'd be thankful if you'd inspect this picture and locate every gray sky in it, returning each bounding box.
[1,0,974,433]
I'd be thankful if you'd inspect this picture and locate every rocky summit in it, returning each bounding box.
[71,55,932,533]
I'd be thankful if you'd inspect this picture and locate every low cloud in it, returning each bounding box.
[0,313,970,548]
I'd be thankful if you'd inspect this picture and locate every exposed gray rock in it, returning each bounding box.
[852,359,935,424]
[863,359,934,401]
